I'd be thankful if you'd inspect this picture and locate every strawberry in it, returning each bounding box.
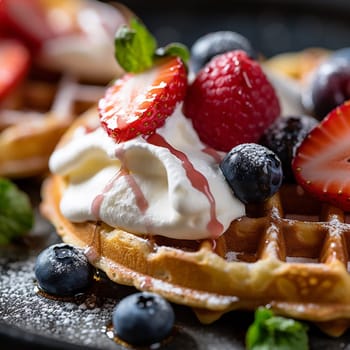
[0,40,30,101]
[182,50,280,152]
[98,57,187,143]
[98,18,190,142]
[0,0,55,52]
[292,101,350,211]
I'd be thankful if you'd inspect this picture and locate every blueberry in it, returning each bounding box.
[34,243,94,296]
[260,115,318,182]
[220,143,283,204]
[303,48,350,119]
[190,31,257,73]
[112,292,175,346]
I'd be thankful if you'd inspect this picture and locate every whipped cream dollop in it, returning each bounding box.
[49,106,245,240]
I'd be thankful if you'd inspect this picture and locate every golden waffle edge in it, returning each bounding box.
[40,108,350,338]
[0,73,107,177]
[263,47,331,82]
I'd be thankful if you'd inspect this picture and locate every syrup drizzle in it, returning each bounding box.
[90,133,223,239]
[201,146,222,164]
[91,146,149,221]
[115,148,149,215]
[85,222,102,263]
[91,169,125,220]
[147,133,223,239]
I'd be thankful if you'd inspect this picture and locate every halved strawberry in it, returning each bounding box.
[0,40,30,101]
[98,57,187,143]
[292,101,350,211]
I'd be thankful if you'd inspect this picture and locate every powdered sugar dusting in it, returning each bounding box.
[0,249,249,350]
[0,254,118,349]
[0,180,250,349]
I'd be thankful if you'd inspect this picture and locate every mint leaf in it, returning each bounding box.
[114,18,190,73]
[246,308,309,350]
[114,18,157,73]
[156,43,190,64]
[0,178,34,245]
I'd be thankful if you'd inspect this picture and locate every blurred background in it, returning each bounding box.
[114,0,350,57]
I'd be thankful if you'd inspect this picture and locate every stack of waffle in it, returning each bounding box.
[41,108,350,338]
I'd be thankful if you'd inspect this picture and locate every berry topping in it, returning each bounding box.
[220,143,283,204]
[0,0,55,52]
[34,243,94,296]
[260,115,318,182]
[0,40,30,101]
[190,31,257,73]
[112,292,175,346]
[303,47,350,120]
[98,56,187,142]
[98,18,189,143]
[183,50,280,152]
[292,101,350,211]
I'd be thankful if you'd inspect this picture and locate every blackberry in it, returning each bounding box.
[260,115,318,182]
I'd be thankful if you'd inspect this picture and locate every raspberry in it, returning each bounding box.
[183,50,280,152]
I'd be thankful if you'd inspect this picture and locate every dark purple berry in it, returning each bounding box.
[260,115,318,182]
[190,31,257,73]
[112,292,175,346]
[220,143,283,204]
[34,243,94,296]
[303,48,350,119]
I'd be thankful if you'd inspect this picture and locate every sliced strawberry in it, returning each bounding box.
[0,0,55,52]
[98,57,187,143]
[292,101,350,211]
[0,40,30,101]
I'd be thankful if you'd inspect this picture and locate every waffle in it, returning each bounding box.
[40,108,350,338]
[263,48,331,82]
[0,70,106,178]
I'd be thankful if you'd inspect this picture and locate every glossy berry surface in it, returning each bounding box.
[112,292,175,346]
[303,48,350,120]
[190,30,257,73]
[260,115,318,182]
[99,56,187,143]
[183,50,280,152]
[34,243,94,296]
[220,143,283,204]
[293,101,350,211]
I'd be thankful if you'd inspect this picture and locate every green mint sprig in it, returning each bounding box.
[0,178,34,245]
[114,17,189,73]
[246,307,309,350]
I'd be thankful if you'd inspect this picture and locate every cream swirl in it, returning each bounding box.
[49,106,245,240]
